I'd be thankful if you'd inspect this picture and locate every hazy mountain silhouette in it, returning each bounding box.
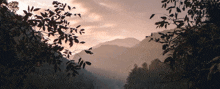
[94,38,140,48]
[71,30,174,83]
[72,44,129,82]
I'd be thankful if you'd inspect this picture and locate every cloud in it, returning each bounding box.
[68,0,169,42]
[86,13,102,22]
[10,0,175,50]
[100,23,115,28]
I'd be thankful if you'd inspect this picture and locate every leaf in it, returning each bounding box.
[161,0,167,3]
[28,6,30,12]
[180,1,183,5]
[76,25,81,28]
[150,14,155,19]
[78,14,81,18]
[182,7,185,11]
[63,3,67,9]
[35,15,43,19]
[79,61,83,67]
[155,38,160,42]
[184,15,189,22]
[49,10,55,17]
[85,50,93,54]
[74,39,79,43]
[43,26,45,31]
[33,8,41,11]
[164,3,167,8]
[40,12,46,17]
[78,58,81,64]
[69,41,73,47]
[83,63,86,69]
[53,39,59,43]
[68,6,71,10]
[31,6,34,11]
[66,13,72,16]
[80,41,85,44]
[169,14,174,17]
[165,24,167,28]
[161,16,167,20]
[155,22,161,25]
[68,51,72,55]
[53,1,58,5]
[59,47,64,52]
[23,10,27,14]
[169,9,172,13]
[166,6,175,10]
[176,7,181,12]
[60,16,65,19]
[86,61,91,65]
[175,13,178,19]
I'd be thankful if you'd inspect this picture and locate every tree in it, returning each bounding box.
[150,0,220,88]
[0,1,92,88]
[124,62,172,89]
[8,1,19,13]
[142,62,148,70]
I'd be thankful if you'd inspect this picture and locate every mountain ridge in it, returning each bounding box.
[71,29,175,83]
[94,37,140,48]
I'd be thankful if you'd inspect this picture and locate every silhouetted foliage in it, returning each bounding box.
[124,60,187,89]
[8,1,19,13]
[124,64,151,89]
[0,0,92,88]
[150,0,220,88]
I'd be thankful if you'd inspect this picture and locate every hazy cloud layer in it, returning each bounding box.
[8,0,175,50]
[68,0,172,47]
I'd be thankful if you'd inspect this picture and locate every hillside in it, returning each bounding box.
[71,30,174,82]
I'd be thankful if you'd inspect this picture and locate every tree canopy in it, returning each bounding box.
[0,1,92,88]
[150,0,220,88]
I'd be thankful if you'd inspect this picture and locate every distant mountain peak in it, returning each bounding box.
[94,37,140,48]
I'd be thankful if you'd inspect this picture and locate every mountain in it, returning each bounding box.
[72,44,128,82]
[106,37,168,78]
[71,30,174,82]
[94,38,140,48]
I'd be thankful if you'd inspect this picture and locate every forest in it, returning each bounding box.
[1,0,220,89]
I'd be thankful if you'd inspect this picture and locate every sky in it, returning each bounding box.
[8,0,176,52]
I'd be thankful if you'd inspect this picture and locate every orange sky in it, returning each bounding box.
[8,0,180,53]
